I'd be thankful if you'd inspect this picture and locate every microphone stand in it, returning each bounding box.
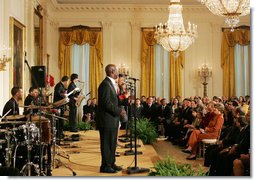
[127,78,149,174]
[24,57,45,176]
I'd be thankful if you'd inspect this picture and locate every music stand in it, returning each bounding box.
[126,78,149,174]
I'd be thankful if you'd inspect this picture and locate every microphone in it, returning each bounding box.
[24,51,28,64]
[78,80,85,83]
[128,77,140,81]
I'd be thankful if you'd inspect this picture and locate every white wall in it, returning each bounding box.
[0,2,251,114]
[0,0,26,114]
[51,4,249,99]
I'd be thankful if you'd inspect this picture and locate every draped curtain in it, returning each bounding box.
[221,26,250,98]
[141,28,184,98]
[168,52,184,98]
[59,27,103,98]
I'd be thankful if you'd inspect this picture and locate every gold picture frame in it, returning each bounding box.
[9,17,26,102]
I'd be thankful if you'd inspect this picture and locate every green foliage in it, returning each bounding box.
[131,118,158,144]
[149,157,208,176]
[77,121,93,131]
[63,121,93,131]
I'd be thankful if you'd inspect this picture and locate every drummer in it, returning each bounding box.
[2,86,23,118]
[23,87,39,116]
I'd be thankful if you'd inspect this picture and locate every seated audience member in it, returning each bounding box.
[213,110,250,176]
[233,153,250,176]
[168,98,193,144]
[204,115,247,170]
[142,96,157,127]
[82,99,93,121]
[131,98,143,120]
[156,98,171,137]
[183,103,224,160]
[181,110,203,147]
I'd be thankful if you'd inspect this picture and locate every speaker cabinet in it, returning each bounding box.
[31,66,46,88]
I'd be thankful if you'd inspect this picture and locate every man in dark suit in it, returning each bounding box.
[53,75,69,138]
[68,73,79,132]
[157,98,171,137]
[142,96,157,127]
[96,64,126,173]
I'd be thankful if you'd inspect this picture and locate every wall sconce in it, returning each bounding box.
[117,63,129,76]
[0,46,11,71]
[198,64,212,97]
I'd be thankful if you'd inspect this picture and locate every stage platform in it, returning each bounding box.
[52,130,160,176]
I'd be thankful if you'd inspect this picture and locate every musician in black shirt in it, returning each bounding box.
[2,86,23,117]
[68,73,79,132]
[23,87,39,116]
[53,75,69,138]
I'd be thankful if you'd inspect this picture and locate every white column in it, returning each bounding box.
[129,20,141,97]
[100,20,112,77]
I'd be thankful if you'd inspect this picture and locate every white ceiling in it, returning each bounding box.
[56,0,200,5]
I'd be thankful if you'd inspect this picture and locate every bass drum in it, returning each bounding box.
[12,144,51,175]
[0,139,6,167]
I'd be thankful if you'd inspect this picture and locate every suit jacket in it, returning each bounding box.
[68,81,79,107]
[54,81,67,102]
[157,105,171,121]
[2,98,19,116]
[142,103,157,122]
[96,77,122,129]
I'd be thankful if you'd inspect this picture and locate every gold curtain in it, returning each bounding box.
[221,27,250,98]
[141,28,184,98]
[141,29,156,97]
[59,28,103,98]
[168,52,184,98]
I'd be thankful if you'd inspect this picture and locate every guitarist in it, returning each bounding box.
[53,75,69,139]
[68,73,80,132]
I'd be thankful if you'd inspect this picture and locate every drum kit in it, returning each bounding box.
[0,103,71,176]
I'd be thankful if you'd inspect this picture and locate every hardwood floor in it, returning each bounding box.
[51,130,208,176]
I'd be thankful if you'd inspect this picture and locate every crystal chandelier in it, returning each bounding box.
[198,0,250,31]
[154,0,198,56]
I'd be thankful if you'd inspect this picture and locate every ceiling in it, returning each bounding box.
[56,0,200,5]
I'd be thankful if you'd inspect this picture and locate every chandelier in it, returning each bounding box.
[154,0,198,56]
[198,0,250,31]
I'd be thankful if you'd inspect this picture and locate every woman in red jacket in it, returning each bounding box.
[183,103,224,160]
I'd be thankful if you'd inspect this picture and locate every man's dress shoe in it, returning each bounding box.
[112,164,123,171]
[100,166,117,173]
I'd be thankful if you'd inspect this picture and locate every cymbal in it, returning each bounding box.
[0,121,26,125]
[5,115,25,120]
[0,129,7,133]
[20,105,53,109]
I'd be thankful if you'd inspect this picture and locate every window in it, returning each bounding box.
[155,44,169,100]
[72,43,90,121]
[234,44,250,97]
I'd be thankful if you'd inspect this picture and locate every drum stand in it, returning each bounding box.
[43,112,76,176]
[19,121,42,176]
[4,129,13,167]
